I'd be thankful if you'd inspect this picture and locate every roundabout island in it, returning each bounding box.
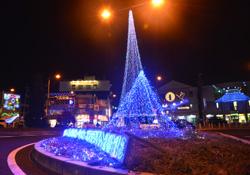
[23,10,250,175]
[31,10,188,175]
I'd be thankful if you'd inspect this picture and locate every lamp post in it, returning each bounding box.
[46,73,61,116]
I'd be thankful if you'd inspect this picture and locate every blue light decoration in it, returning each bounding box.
[216,90,250,103]
[63,128,128,163]
[112,71,175,128]
[107,10,179,132]
[120,10,143,103]
[40,137,123,167]
[40,10,184,170]
[69,99,74,105]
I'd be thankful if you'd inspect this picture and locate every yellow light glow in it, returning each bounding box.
[156,75,162,81]
[49,119,57,128]
[55,74,61,80]
[165,92,175,102]
[70,80,99,86]
[101,9,111,20]
[10,88,15,92]
[152,0,165,7]
[233,101,237,110]
[98,115,108,121]
[177,106,190,110]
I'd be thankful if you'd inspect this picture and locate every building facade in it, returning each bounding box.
[158,80,250,124]
[47,76,112,128]
[158,81,199,124]
[202,81,250,123]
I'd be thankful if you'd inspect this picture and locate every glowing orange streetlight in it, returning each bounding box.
[100,9,111,20]
[55,73,61,80]
[151,0,165,7]
[156,75,162,81]
[10,88,15,93]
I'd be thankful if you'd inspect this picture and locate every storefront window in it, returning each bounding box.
[239,114,246,123]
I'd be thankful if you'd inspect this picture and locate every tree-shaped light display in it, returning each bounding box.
[108,10,178,132]
[120,10,143,103]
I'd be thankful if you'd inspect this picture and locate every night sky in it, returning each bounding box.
[1,0,250,95]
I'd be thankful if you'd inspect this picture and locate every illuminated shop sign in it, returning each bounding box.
[165,91,186,102]
[165,92,175,102]
[177,106,190,110]
[56,96,72,100]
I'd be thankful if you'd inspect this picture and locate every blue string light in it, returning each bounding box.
[63,128,128,163]
[109,10,178,131]
[120,10,143,103]
[216,91,250,103]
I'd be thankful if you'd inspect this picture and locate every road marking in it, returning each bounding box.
[7,142,36,175]
[0,136,15,138]
[0,134,56,138]
[219,133,250,145]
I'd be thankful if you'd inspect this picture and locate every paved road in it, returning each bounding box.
[0,130,61,175]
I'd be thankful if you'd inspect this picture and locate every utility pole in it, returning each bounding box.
[197,73,204,125]
[22,86,29,127]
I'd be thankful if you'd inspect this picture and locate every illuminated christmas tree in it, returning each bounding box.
[120,10,143,102]
[116,71,170,128]
[109,10,177,130]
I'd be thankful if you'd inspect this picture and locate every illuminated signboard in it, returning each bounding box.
[163,91,190,110]
[165,91,186,102]
[165,92,175,102]
[70,80,99,86]
[3,93,20,111]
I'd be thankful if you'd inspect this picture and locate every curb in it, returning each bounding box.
[218,132,250,145]
[33,141,129,175]
[7,142,36,175]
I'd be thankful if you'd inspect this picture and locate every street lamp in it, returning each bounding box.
[151,0,165,7]
[46,73,62,116]
[55,74,61,80]
[10,88,15,93]
[156,75,162,81]
[100,9,112,21]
